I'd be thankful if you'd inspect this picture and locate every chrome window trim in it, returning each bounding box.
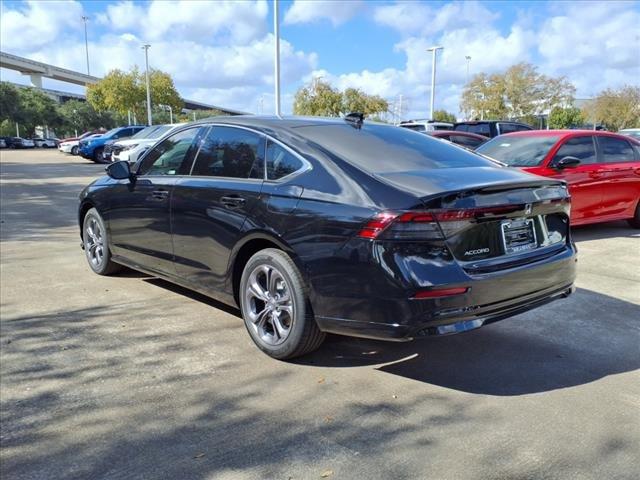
[191,123,312,183]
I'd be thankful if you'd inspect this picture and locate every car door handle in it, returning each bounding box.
[151,189,169,200]
[589,170,606,178]
[220,195,246,209]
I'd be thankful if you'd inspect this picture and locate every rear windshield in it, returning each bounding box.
[295,123,497,172]
[476,135,560,166]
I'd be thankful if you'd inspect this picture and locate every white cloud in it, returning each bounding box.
[373,0,499,37]
[0,0,84,51]
[99,0,269,44]
[284,0,364,26]
[537,1,640,96]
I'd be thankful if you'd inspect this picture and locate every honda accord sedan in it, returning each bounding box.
[78,116,577,359]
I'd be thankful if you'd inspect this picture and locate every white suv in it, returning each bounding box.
[399,120,454,133]
[111,123,185,163]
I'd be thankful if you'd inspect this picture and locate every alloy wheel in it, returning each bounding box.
[85,217,105,268]
[244,264,294,346]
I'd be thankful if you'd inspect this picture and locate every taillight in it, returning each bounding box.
[357,211,443,240]
[358,205,526,241]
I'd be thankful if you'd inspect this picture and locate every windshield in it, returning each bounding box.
[131,126,160,139]
[103,127,122,138]
[148,125,173,139]
[296,123,497,172]
[476,135,560,167]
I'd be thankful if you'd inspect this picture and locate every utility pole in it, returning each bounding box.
[142,44,152,125]
[167,105,173,123]
[81,16,90,75]
[427,46,443,120]
[273,0,281,117]
[465,55,471,85]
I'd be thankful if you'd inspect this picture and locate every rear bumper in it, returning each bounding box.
[311,242,577,341]
[316,282,574,341]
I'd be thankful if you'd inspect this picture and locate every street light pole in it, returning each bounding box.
[465,55,471,85]
[273,0,281,117]
[427,46,443,120]
[142,44,152,126]
[167,105,173,123]
[81,16,90,76]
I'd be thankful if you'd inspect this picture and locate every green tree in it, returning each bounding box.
[432,109,456,123]
[461,63,575,121]
[87,67,183,122]
[293,80,388,117]
[548,106,584,129]
[15,87,62,136]
[582,85,640,131]
[57,99,120,135]
[0,82,21,122]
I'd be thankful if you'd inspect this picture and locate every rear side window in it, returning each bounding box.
[138,127,200,176]
[296,123,497,172]
[266,141,304,180]
[499,123,519,134]
[191,126,264,179]
[598,136,636,163]
[552,136,597,165]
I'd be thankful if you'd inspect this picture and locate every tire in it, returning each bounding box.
[71,146,78,155]
[82,208,122,275]
[92,147,104,163]
[627,200,640,229]
[239,248,325,360]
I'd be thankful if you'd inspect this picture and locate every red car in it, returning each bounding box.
[427,130,488,149]
[476,130,640,227]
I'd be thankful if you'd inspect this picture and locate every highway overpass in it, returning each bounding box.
[0,51,248,114]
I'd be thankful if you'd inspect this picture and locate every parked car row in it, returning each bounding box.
[0,136,58,149]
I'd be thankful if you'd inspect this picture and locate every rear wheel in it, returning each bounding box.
[71,146,78,155]
[239,248,325,360]
[83,208,122,275]
[628,200,640,229]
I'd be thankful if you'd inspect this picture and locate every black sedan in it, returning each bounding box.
[78,116,577,359]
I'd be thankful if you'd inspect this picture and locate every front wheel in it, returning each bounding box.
[71,146,78,155]
[83,208,122,275]
[239,248,325,360]
[92,147,104,163]
[628,200,640,229]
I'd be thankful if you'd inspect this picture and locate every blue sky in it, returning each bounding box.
[1,1,639,119]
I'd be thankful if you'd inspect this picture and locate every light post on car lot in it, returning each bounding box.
[273,0,281,117]
[427,46,443,121]
[465,55,471,85]
[81,16,90,76]
[142,44,152,126]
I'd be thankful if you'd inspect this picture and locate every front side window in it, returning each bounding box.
[499,123,519,134]
[138,127,200,176]
[266,141,304,180]
[552,136,597,165]
[476,135,560,167]
[598,136,636,163]
[190,126,264,179]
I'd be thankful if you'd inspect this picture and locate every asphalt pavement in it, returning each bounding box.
[1,149,639,480]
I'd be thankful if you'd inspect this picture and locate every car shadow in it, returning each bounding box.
[571,220,639,241]
[296,287,640,396]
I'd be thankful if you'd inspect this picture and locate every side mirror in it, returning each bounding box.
[555,156,581,169]
[106,160,132,180]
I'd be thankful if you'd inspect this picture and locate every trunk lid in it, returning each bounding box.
[376,167,571,268]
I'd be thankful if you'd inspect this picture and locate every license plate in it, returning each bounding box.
[501,218,537,255]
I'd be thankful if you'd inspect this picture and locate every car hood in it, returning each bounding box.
[114,138,157,147]
[375,166,563,200]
